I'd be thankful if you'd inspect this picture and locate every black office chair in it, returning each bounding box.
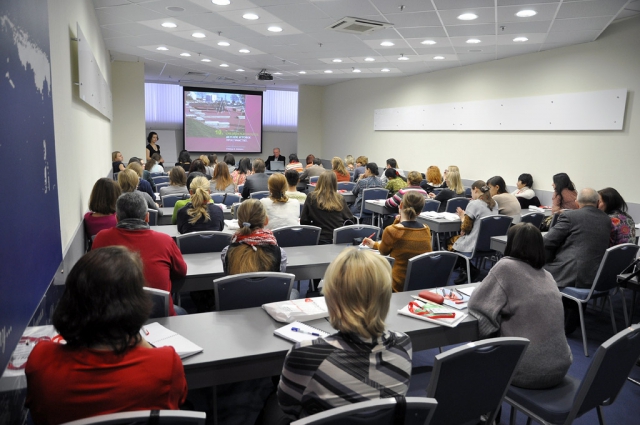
[214,272,295,311]
[176,231,232,254]
[152,176,169,184]
[461,215,513,273]
[516,196,541,208]
[520,212,545,228]
[403,251,469,290]
[444,197,469,213]
[333,225,380,245]
[272,225,321,247]
[60,410,206,425]
[422,199,440,213]
[143,287,170,319]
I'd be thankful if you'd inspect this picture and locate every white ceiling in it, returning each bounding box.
[94,0,640,90]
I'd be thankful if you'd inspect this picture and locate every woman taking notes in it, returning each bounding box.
[176,176,224,234]
[362,191,432,292]
[261,173,300,230]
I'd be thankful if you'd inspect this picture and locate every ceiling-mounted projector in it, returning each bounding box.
[256,69,273,81]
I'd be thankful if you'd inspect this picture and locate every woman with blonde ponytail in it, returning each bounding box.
[260,173,300,230]
[362,191,432,292]
[176,176,224,234]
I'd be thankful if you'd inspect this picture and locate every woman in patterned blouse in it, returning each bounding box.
[597,187,636,246]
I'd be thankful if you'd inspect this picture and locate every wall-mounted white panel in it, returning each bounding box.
[77,23,112,120]
[374,89,627,131]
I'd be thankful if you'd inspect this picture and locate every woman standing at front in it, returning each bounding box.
[145,132,163,165]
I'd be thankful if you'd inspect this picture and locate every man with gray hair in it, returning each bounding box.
[93,192,187,316]
[242,158,269,199]
[543,187,611,290]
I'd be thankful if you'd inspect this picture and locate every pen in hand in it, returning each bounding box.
[291,327,320,337]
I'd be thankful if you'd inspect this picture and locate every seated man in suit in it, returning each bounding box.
[298,158,324,184]
[92,191,187,316]
[543,187,611,289]
[265,147,286,171]
[242,158,270,199]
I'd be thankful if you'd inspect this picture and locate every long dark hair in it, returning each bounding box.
[472,180,496,211]
[553,173,575,205]
[487,176,508,194]
[598,187,629,215]
[237,157,252,175]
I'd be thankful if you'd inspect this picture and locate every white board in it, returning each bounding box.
[77,23,112,120]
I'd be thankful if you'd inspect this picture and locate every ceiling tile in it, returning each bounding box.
[556,0,628,19]
[445,24,496,37]
[397,27,448,38]
[496,20,552,34]
[550,16,613,32]
[313,0,384,19]
[370,0,435,14]
[544,30,600,44]
[94,3,167,22]
[383,11,442,28]
[497,0,559,6]
[263,3,330,21]
[433,0,495,10]
[437,7,496,26]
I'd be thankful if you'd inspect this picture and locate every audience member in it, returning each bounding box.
[299,158,324,184]
[442,165,460,188]
[383,168,407,196]
[304,154,315,169]
[512,173,535,199]
[145,131,161,163]
[352,155,368,181]
[177,176,224,234]
[344,154,355,171]
[265,147,285,171]
[25,247,187,425]
[363,191,432,292]
[118,169,159,212]
[420,165,443,192]
[331,157,350,182]
[84,178,121,239]
[175,150,192,171]
[171,172,206,224]
[126,162,156,199]
[468,223,572,389]
[208,153,218,174]
[385,171,426,213]
[487,175,521,217]
[242,159,270,199]
[223,153,236,172]
[127,157,156,192]
[598,187,636,246]
[92,192,187,316]
[351,162,383,214]
[284,170,307,203]
[261,173,300,230]
[544,188,612,289]
[188,159,208,179]
[112,151,126,174]
[380,158,406,185]
[210,162,235,193]
[200,155,213,178]
[150,153,164,171]
[551,172,578,213]
[159,166,188,200]
[301,171,354,244]
[232,157,253,188]
[428,169,465,212]
[285,154,303,173]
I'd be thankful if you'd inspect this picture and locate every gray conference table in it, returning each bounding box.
[150,225,235,239]
[158,206,233,225]
[490,231,548,254]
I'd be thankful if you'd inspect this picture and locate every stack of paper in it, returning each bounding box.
[263,298,329,323]
[274,321,329,343]
[419,211,460,221]
[398,298,468,328]
[142,322,203,359]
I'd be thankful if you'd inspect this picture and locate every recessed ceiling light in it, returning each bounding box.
[161,22,177,28]
[434,56,445,60]
[516,10,537,18]
[513,37,529,42]
[268,26,283,32]
[332,59,342,63]
[324,70,333,73]
[243,13,259,20]
[457,13,478,21]
[218,41,230,47]
[380,41,394,47]
[201,58,211,62]
[211,0,230,5]
[239,49,250,53]
[220,63,229,67]
[364,57,375,62]
[299,71,306,74]
[381,68,390,72]
[273,72,282,75]
[466,38,481,44]
[421,40,436,45]
[156,46,169,51]
[352,69,361,73]
[180,53,191,57]
[192,32,206,38]
[236,69,245,72]
[398,55,409,61]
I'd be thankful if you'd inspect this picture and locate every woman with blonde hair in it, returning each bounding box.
[118,169,159,212]
[428,169,466,212]
[420,165,444,192]
[260,173,300,230]
[301,171,354,244]
[112,151,125,173]
[276,248,412,419]
[331,157,350,182]
[176,176,224,234]
[344,154,355,171]
[126,162,156,200]
[159,166,188,199]
[221,199,287,275]
[363,191,432,292]
[200,155,214,178]
[210,162,235,193]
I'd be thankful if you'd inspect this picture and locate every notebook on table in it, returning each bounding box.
[274,321,329,344]
[141,322,203,359]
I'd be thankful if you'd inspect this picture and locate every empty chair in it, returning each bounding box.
[272,225,321,247]
[354,188,388,225]
[143,287,170,318]
[333,224,380,245]
[152,175,169,184]
[60,410,206,425]
[214,272,295,311]
[290,397,438,425]
[561,243,640,356]
[516,196,542,209]
[426,337,529,425]
[506,324,640,425]
[250,191,270,200]
[212,193,241,207]
[337,181,356,192]
[422,199,440,213]
[309,176,319,184]
[148,209,158,226]
[520,212,545,228]
[403,251,469,291]
[162,195,183,208]
[176,231,232,254]
[444,197,470,213]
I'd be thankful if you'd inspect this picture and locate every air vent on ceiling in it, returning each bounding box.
[328,17,393,34]
[184,72,210,77]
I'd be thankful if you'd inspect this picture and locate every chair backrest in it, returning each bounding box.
[150,172,166,178]
[516,196,541,208]
[519,212,545,228]
[431,188,443,195]
[211,193,226,204]
[61,410,206,425]
[360,188,389,216]
[445,197,470,213]
[569,324,640,422]
[426,337,529,425]
[162,195,183,208]
[333,224,380,245]
[472,215,513,255]
[237,184,244,193]
[155,182,169,191]
[309,176,320,184]
[337,181,356,191]
[176,231,232,254]
[214,272,295,311]
[273,225,321,247]
[148,209,158,226]
[152,176,169,184]
[591,243,640,294]
[404,251,466,291]
[143,287,170,318]
[250,191,270,200]
[464,187,472,198]
[222,193,240,206]
[290,397,438,425]
[422,199,440,213]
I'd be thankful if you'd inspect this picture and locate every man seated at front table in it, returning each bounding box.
[242,158,270,199]
[299,158,324,184]
[265,147,286,171]
[92,191,187,316]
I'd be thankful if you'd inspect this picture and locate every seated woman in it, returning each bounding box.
[512,173,535,199]
[441,165,459,189]
[150,153,164,172]
[223,153,236,172]
[25,246,187,424]
[118,169,159,212]
[175,150,191,171]
[210,162,235,193]
[261,173,300,230]
[171,172,206,225]
[487,175,521,217]
[285,154,304,173]
[598,187,636,246]
[84,178,121,239]
[231,157,253,188]
[112,151,126,174]
[159,166,189,200]
[363,191,432,292]
[384,168,407,196]
[198,155,213,178]
[221,199,287,274]
[176,176,224,234]
[276,249,412,420]
[126,162,156,200]
[207,154,218,176]
[551,172,578,214]
[468,223,572,389]
[385,171,426,213]
[301,171,354,244]
[344,154,356,171]
[331,157,350,182]
[420,165,444,192]
[189,159,209,180]
[428,169,466,212]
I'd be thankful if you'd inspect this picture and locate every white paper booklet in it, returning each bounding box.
[398,298,468,328]
[419,211,461,221]
[141,322,203,359]
[274,321,329,344]
[263,298,329,323]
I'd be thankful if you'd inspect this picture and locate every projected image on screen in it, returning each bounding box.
[184,88,263,153]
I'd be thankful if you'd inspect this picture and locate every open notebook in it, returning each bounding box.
[274,321,329,344]
[141,322,203,359]
[398,297,468,328]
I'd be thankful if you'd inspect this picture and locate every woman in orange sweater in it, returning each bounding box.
[362,191,432,292]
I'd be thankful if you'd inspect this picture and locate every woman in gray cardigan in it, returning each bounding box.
[468,223,572,389]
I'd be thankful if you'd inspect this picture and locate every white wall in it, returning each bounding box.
[48,0,112,252]
[315,16,640,206]
[297,85,324,159]
[112,61,145,161]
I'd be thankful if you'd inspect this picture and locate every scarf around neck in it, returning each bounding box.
[231,228,278,247]
[116,218,150,230]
